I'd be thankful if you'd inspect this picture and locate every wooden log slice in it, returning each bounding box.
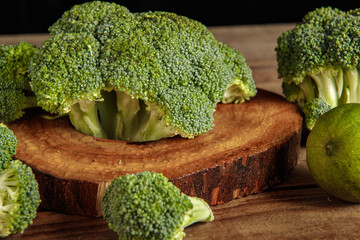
[7,89,303,217]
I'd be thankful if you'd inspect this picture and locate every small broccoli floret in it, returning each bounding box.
[0,42,38,123]
[219,43,257,104]
[28,32,106,138]
[102,171,214,240]
[29,2,256,142]
[303,98,332,130]
[0,160,41,238]
[0,124,18,168]
[276,7,360,130]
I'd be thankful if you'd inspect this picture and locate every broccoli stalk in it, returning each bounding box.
[101,171,214,240]
[69,100,107,139]
[306,68,343,108]
[97,90,177,142]
[222,78,255,104]
[182,197,214,228]
[276,7,360,130]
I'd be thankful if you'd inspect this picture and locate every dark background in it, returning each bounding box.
[0,0,358,34]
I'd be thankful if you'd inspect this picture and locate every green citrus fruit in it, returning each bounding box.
[306,103,360,202]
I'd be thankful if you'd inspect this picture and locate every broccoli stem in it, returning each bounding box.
[98,90,176,142]
[222,78,255,104]
[307,68,343,108]
[115,91,177,142]
[114,91,142,141]
[23,96,38,109]
[68,100,107,138]
[97,90,119,139]
[181,196,214,228]
[137,104,177,142]
[299,77,317,102]
[222,79,246,104]
[340,68,360,104]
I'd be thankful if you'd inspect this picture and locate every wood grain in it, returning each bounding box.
[7,89,302,217]
[7,150,360,240]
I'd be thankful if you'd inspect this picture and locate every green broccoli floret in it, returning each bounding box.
[276,7,360,130]
[0,123,18,168]
[0,42,39,123]
[28,32,106,138]
[303,98,332,130]
[0,160,41,238]
[28,2,256,142]
[219,42,256,104]
[101,171,214,240]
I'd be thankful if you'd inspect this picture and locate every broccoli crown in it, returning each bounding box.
[276,7,360,130]
[100,10,255,137]
[29,32,103,114]
[0,123,18,168]
[276,7,360,84]
[0,88,27,124]
[0,42,37,89]
[102,171,193,240]
[29,1,256,141]
[0,160,41,238]
[0,42,38,123]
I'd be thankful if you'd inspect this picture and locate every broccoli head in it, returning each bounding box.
[0,42,38,123]
[0,123,18,168]
[101,171,214,240]
[0,160,41,238]
[29,2,256,142]
[276,7,360,130]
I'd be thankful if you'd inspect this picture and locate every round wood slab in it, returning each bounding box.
[8,89,303,217]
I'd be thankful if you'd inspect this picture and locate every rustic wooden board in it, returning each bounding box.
[7,174,360,240]
[7,89,302,217]
[7,149,360,240]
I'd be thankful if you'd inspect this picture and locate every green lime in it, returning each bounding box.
[306,103,360,202]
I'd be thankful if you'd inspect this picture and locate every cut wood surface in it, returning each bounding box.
[4,23,358,239]
[7,89,302,217]
[7,174,360,240]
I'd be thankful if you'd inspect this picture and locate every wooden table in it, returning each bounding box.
[3,23,360,240]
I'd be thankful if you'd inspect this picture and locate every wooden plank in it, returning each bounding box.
[8,89,302,216]
[5,148,332,240]
[209,24,295,62]
[8,169,360,240]
[186,187,360,240]
[0,33,49,47]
